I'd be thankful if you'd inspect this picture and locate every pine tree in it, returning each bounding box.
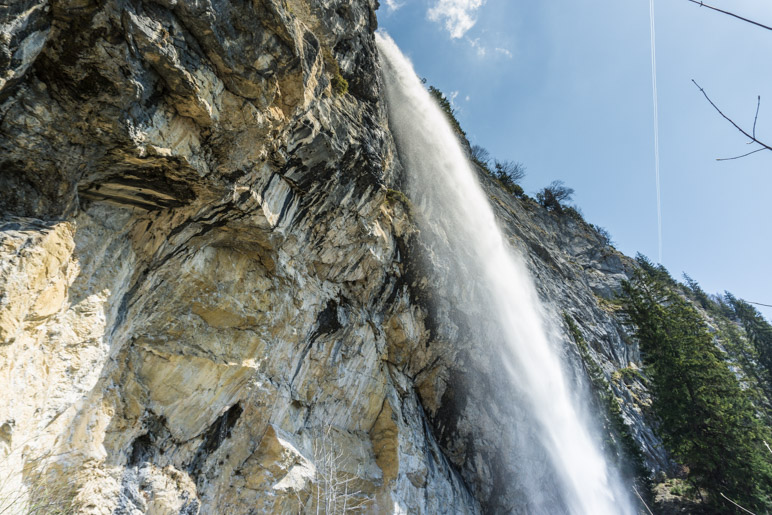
[427,86,466,138]
[621,257,772,512]
[727,294,772,387]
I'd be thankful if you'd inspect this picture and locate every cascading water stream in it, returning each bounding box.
[376,32,633,514]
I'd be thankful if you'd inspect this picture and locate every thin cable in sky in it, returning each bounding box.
[649,0,662,264]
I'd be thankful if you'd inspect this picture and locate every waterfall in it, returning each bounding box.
[376,32,633,514]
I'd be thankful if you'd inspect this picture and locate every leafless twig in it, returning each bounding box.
[720,492,756,514]
[0,449,75,515]
[686,0,772,32]
[751,95,761,141]
[312,424,372,514]
[717,147,766,161]
[632,484,654,515]
[692,80,772,161]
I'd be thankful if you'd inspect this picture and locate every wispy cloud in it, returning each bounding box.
[467,37,486,57]
[466,37,512,60]
[427,0,485,39]
[448,90,464,114]
[494,47,513,58]
[384,0,403,12]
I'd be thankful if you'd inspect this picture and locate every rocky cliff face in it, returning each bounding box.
[1,0,666,513]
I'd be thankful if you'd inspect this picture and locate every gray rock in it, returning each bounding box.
[0,0,670,513]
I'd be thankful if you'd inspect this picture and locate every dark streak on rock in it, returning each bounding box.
[188,403,243,482]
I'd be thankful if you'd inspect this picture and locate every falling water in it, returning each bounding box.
[376,32,633,514]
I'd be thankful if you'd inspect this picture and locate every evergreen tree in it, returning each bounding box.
[727,294,772,389]
[621,257,772,512]
[682,273,712,311]
[427,86,466,138]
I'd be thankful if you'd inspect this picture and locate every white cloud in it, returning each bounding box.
[465,95,470,102]
[427,0,485,39]
[465,37,511,59]
[494,47,513,58]
[467,37,486,57]
[385,0,403,12]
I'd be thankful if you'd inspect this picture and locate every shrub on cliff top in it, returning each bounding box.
[493,160,526,197]
[537,180,574,213]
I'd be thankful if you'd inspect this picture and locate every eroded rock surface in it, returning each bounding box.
[1,0,668,513]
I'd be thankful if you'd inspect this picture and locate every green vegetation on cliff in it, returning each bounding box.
[620,256,772,512]
[427,85,465,138]
[726,293,772,393]
[322,47,348,96]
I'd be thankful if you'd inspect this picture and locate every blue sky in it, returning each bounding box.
[378,0,772,320]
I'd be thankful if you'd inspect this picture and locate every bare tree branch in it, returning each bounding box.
[692,80,772,154]
[632,485,654,515]
[717,147,766,161]
[752,95,761,141]
[686,0,772,32]
[720,492,757,515]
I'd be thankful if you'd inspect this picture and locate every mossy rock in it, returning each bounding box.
[331,73,348,96]
[322,47,348,96]
[385,188,415,219]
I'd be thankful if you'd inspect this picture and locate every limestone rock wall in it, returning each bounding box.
[1,0,668,513]
[0,0,478,512]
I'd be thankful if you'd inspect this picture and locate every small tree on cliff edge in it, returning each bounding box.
[537,180,574,213]
[493,160,526,197]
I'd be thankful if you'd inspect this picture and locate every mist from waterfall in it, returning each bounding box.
[376,32,634,515]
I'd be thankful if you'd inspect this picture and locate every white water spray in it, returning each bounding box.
[376,32,633,514]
